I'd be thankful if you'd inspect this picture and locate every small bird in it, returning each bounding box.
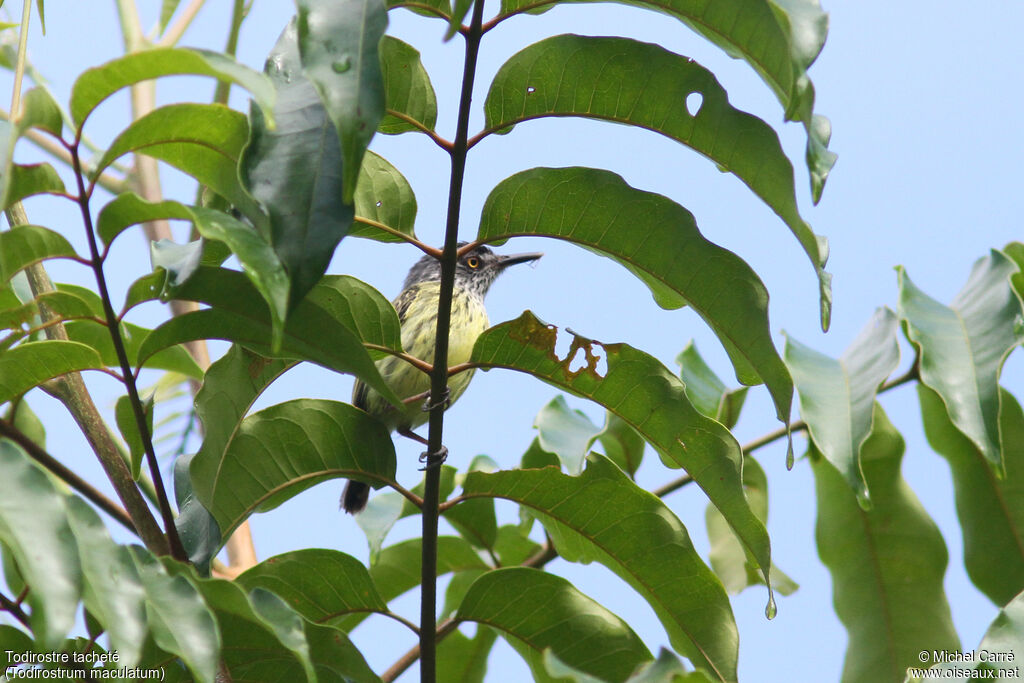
[341,244,542,513]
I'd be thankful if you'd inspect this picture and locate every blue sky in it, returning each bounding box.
[3,0,1024,680]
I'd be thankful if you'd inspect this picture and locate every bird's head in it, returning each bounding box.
[403,243,543,298]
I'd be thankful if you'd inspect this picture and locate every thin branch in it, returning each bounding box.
[0,420,137,534]
[0,590,31,629]
[384,109,453,151]
[381,619,460,683]
[156,0,207,48]
[363,343,434,375]
[8,0,33,120]
[353,216,442,257]
[384,611,421,636]
[69,143,187,561]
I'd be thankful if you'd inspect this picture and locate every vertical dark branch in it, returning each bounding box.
[420,0,489,680]
[68,142,188,562]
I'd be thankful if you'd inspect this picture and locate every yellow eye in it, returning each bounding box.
[466,257,480,269]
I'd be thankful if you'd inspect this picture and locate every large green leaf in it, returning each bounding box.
[462,455,738,681]
[190,398,396,537]
[63,319,203,380]
[478,166,793,421]
[814,404,958,682]
[471,311,772,593]
[456,568,652,681]
[70,47,274,128]
[897,251,1023,469]
[0,224,78,284]
[237,549,388,626]
[379,36,437,134]
[920,385,1024,606]
[91,103,261,224]
[352,151,418,242]
[137,267,401,405]
[241,20,353,306]
[0,340,105,404]
[0,441,81,649]
[784,307,900,501]
[705,457,797,598]
[297,0,387,204]
[482,36,831,328]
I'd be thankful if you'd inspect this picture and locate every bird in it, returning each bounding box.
[341,243,542,513]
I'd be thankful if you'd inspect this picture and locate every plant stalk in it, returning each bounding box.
[420,0,488,680]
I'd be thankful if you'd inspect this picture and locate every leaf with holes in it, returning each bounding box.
[462,455,738,680]
[478,167,793,423]
[814,404,959,681]
[785,307,900,500]
[456,568,652,681]
[897,251,1024,470]
[472,311,772,595]
[920,386,1024,606]
[483,36,831,329]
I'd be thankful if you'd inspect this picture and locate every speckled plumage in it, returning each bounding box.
[342,244,541,513]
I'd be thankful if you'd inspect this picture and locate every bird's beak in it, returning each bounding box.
[496,252,543,269]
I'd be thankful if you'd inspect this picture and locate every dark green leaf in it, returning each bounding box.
[63,319,203,380]
[379,36,437,134]
[676,341,749,430]
[595,411,645,476]
[173,452,221,574]
[463,455,736,680]
[813,404,959,682]
[471,312,772,595]
[477,166,794,422]
[705,457,798,597]
[483,36,831,328]
[296,0,387,203]
[784,307,900,500]
[115,393,155,480]
[447,0,473,38]
[443,458,498,551]
[303,620,381,682]
[352,151,418,242]
[897,251,1023,469]
[437,625,497,683]
[70,48,274,128]
[0,441,81,649]
[0,224,78,284]
[237,549,388,626]
[241,20,353,305]
[92,103,262,222]
[137,267,401,404]
[2,162,66,211]
[0,340,104,404]
[190,398,395,538]
[920,386,1024,606]
[493,524,542,567]
[456,568,652,681]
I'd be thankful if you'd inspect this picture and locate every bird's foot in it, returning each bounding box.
[421,387,451,413]
[419,445,449,470]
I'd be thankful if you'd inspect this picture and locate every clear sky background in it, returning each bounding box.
[3,0,1024,681]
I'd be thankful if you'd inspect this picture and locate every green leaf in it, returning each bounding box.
[705,457,798,597]
[463,455,737,681]
[594,411,645,476]
[63,319,204,380]
[303,620,381,682]
[533,394,601,474]
[483,36,831,328]
[0,441,81,649]
[129,549,220,683]
[115,393,155,480]
[919,385,1024,606]
[813,404,959,682]
[471,312,772,595]
[241,20,353,305]
[784,307,900,501]
[926,588,1024,678]
[897,251,1024,469]
[173,452,221,574]
[190,398,395,538]
[493,523,542,566]
[379,36,437,134]
[237,549,388,626]
[456,568,652,681]
[477,166,793,423]
[296,0,387,204]
[437,626,497,683]
[138,267,401,405]
[159,0,181,33]
[676,341,749,430]
[92,103,262,223]
[0,340,104,405]
[443,459,498,551]
[0,224,78,284]
[2,162,66,211]
[352,151,418,242]
[448,0,474,38]
[70,48,274,128]
[18,87,62,137]
[63,498,147,668]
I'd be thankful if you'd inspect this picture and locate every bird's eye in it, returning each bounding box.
[466,257,480,269]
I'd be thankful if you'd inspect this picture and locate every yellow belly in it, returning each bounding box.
[355,282,488,431]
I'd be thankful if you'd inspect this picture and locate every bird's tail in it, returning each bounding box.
[341,480,370,514]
